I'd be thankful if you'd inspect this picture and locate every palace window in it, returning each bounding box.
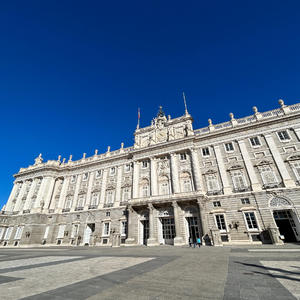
[71,224,79,239]
[57,225,65,239]
[110,167,116,176]
[4,227,13,240]
[213,201,221,207]
[140,179,150,197]
[121,221,127,236]
[215,214,226,231]
[106,190,114,204]
[70,175,77,184]
[180,172,192,192]
[244,212,259,230]
[82,173,89,181]
[77,195,85,208]
[292,161,300,180]
[124,164,131,172]
[241,198,250,204]
[142,161,149,168]
[202,147,210,157]
[206,174,220,192]
[122,187,131,201]
[91,193,99,206]
[259,165,278,185]
[95,170,102,179]
[277,130,291,141]
[103,223,110,236]
[224,142,234,152]
[43,226,50,239]
[180,153,187,161]
[64,196,73,209]
[250,136,261,147]
[14,226,24,240]
[160,181,169,195]
[231,170,247,191]
[30,198,36,210]
[106,211,110,217]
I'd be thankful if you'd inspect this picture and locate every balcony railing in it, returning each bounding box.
[75,207,83,211]
[103,203,114,208]
[119,201,129,206]
[62,208,70,213]
[23,209,31,214]
[206,190,223,196]
[232,187,251,193]
[262,182,283,190]
[88,205,98,210]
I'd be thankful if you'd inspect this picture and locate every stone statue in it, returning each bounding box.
[34,153,43,165]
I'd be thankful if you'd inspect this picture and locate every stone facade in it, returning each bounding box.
[1,100,300,247]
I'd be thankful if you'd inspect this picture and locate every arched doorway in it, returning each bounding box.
[270,197,299,243]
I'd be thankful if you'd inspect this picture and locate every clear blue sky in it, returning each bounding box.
[1,1,300,208]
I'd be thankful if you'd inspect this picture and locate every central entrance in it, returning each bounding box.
[187,217,200,244]
[273,210,297,243]
[161,217,176,245]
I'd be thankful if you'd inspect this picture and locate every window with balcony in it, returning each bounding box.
[91,193,99,206]
[77,195,85,208]
[106,190,114,204]
[64,196,73,209]
[122,187,131,201]
[206,174,220,193]
[259,165,278,187]
[140,179,150,197]
[231,170,247,191]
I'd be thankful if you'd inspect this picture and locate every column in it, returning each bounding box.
[14,182,28,213]
[191,149,204,192]
[43,177,56,210]
[147,203,159,246]
[99,169,108,208]
[57,177,70,212]
[237,140,262,192]
[170,153,180,193]
[213,145,232,194]
[23,179,38,211]
[172,201,184,246]
[84,171,95,210]
[197,197,209,238]
[115,166,123,205]
[5,182,20,212]
[71,174,82,211]
[264,134,295,188]
[132,161,140,198]
[150,157,158,196]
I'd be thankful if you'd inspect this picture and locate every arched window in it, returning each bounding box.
[180,172,192,192]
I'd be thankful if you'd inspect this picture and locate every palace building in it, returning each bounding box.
[1,99,300,247]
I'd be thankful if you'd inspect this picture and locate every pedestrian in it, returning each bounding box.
[188,237,192,247]
[196,237,201,247]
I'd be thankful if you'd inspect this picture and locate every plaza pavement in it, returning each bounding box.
[0,244,299,300]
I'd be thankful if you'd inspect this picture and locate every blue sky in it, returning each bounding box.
[1,1,300,208]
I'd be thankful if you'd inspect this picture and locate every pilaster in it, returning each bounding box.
[43,177,56,210]
[264,133,295,188]
[115,166,123,206]
[197,197,209,238]
[125,206,138,245]
[23,179,38,211]
[56,177,70,213]
[213,145,232,194]
[5,182,19,212]
[147,203,159,246]
[49,179,61,211]
[84,171,95,210]
[294,127,300,141]
[172,201,185,246]
[170,153,180,193]
[99,169,108,208]
[132,161,140,198]
[14,182,28,213]
[191,148,203,191]
[71,174,82,211]
[237,140,261,192]
[150,157,158,196]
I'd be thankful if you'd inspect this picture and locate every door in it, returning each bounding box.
[161,217,176,245]
[142,220,149,245]
[275,219,296,243]
[83,225,92,245]
[187,217,200,244]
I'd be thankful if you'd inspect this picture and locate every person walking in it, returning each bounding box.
[196,236,202,247]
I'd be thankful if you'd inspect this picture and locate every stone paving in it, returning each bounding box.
[0,244,299,299]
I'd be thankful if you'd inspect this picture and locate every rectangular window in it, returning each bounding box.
[202,147,210,157]
[106,211,110,217]
[124,164,131,172]
[71,224,79,238]
[244,212,259,230]
[215,214,226,231]
[213,201,221,207]
[95,170,102,179]
[110,167,116,176]
[260,166,278,185]
[277,130,290,141]
[14,226,24,240]
[77,195,85,208]
[225,142,234,152]
[82,173,89,181]
[142,185,149,197]
[160,182,169,195]
[103,223,110,236]
[180,153,187,161]
[0,227,5,240]
[292,161,300,180]
[232,171,247,190]
[106,190,114,204]
[91,193,99,206]
[250,137,261,147]
[57,225,65,239]
[206,175,220,192]
[241,198,250,204]
[70,175,77,184]
[142,161,149,168]
[121,221,127,236]
[4,227,13,240]
[44,226,50,239]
